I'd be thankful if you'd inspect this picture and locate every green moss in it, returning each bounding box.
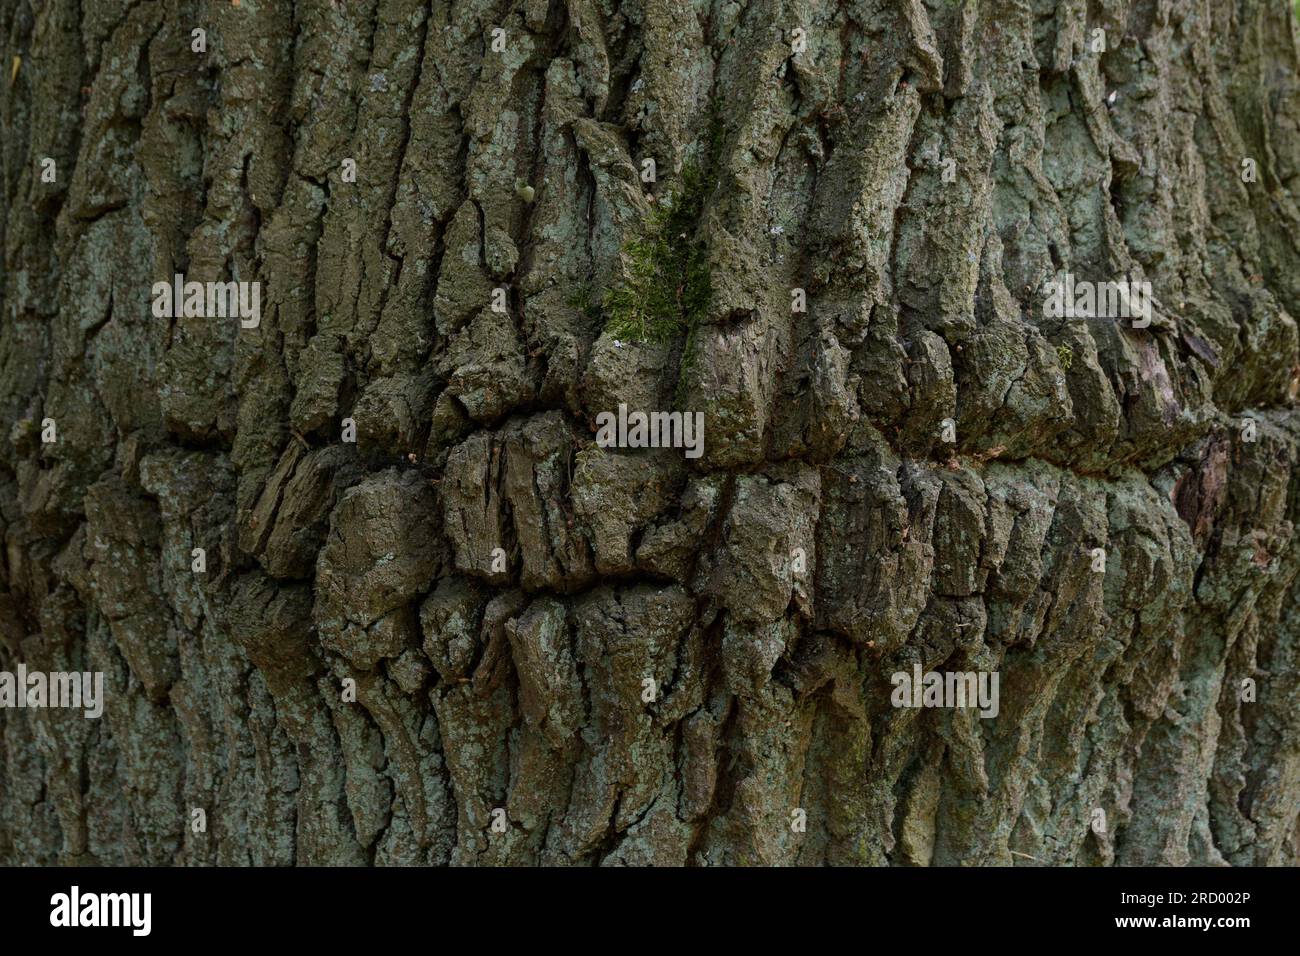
[566,284,602,323]
[1056,343,1074,371]
[602,121,721,345]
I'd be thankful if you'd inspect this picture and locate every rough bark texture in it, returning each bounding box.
[1,0,1299,866]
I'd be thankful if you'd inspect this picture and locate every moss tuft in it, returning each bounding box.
[566,284,602,323]
[601,120,722,344]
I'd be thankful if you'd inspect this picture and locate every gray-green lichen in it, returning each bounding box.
[0,0,1298,867]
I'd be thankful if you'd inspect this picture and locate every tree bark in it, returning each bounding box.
[1,0,1299,866]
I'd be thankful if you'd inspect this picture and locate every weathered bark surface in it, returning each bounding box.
[1,0,1298,866]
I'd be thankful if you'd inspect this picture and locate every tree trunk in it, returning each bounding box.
[1,0,1298,866]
